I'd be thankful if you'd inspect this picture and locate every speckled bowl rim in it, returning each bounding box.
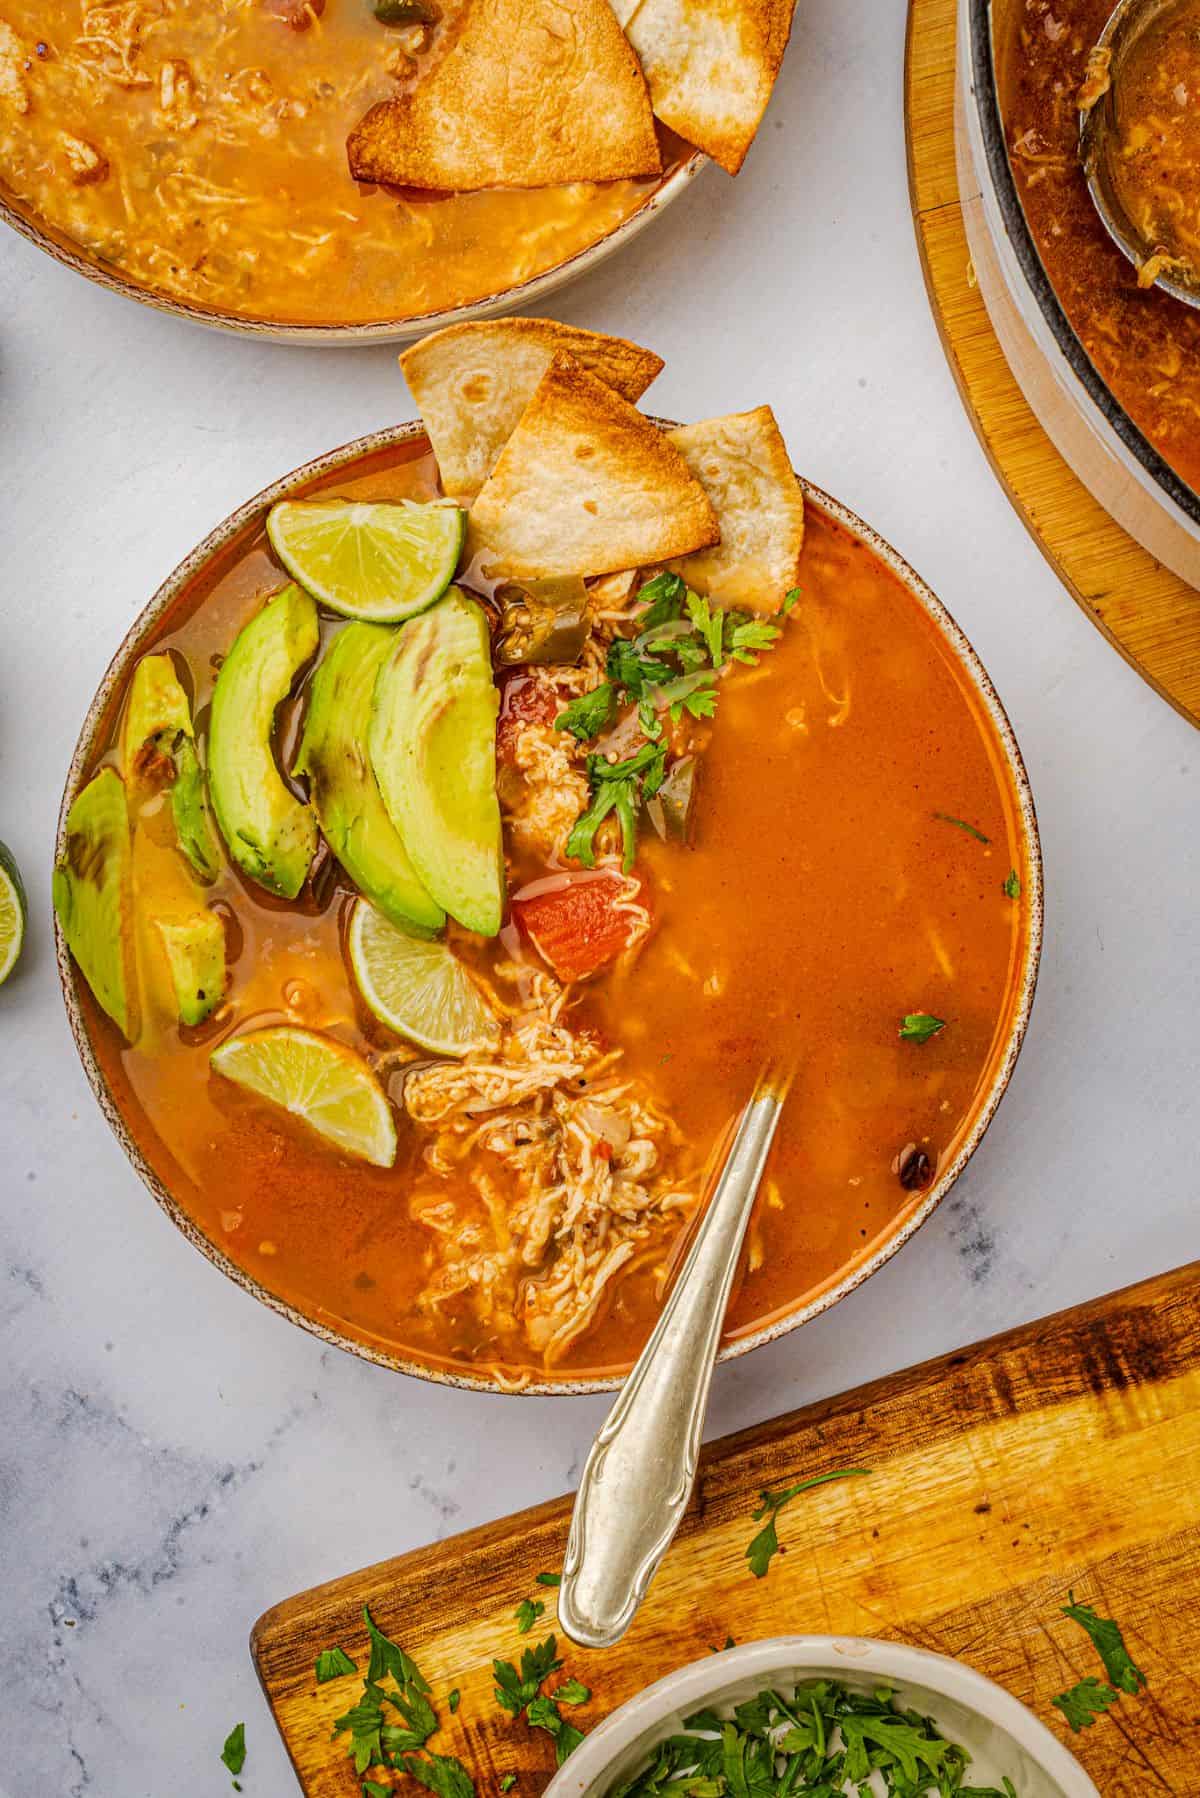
[967,0,1200,532]
[0,154,706,346]
[54,419,1044,1397]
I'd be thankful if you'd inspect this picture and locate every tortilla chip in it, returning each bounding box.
[667,406,804,612]
[470,353,719,578]
[625,0,795,175]
[402,320,664,501]
[347,0,660,191]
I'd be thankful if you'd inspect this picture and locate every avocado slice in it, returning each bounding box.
[121,653,220,884]
[294,622,445,935]
[53,766,139,1040]
[208,585,319,899]
[153,911,227,1027]
[368,588,504,937]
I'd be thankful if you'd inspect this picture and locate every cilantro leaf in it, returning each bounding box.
[746,1469,872,1577]
[1062,1594,1147,1695]
[364,1606,431,1695]
[555,684,615,743]
[1051,1676,1119,1732]
[934,811,991,843]
[686,591,726,668]
[334,1682,388,1774]
[534,1571,561,1588]
[555,1723,585,1766]
[398,1751,477,1798]
[221,1722,246,1778]
[636,571,687,629]
[782,588,801,613]
[316,1646,358,1683]
[606,636,673,700]
[555,1679,591,1706]
[515,1598,545,1634]
[724,615,782,665]
[447,1689,460,1714]
[899,1012,945,1044]
[526,1696,563,1736]
[1003,869,1021,899]
[499,1778,517,1792]
[363,1782,392,1798]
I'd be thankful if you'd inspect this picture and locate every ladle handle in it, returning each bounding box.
[557,1085,784,1649]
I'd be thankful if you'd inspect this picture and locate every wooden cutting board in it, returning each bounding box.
[253,1264,1200,1796]
[905,0,1200,729]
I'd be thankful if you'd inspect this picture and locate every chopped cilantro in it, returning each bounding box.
[611,1678,1016,1795]
[514,1598,545,1634]
[686,591,726,667]
[724,615,782,664]
[1003,869,1021,899]
[363,1783,393,1798]
[554,1679,591,1706]
[534,1571,561,1588]
[636,571,687,628]
[448,1689,461,1714]
[746,1469,872,1577]
[899,1012,945,1044]
[1061,1594,1146,1696]
[782,587,801,613]
[1051,1676,1119,1732]
[397,1752,476,1798]
[316,1646,358,1683]
[499,1778,517,1793]
[365,1605,431,1696]
[221,1722,246,1779]
[567,743,665,873]
[935,812,991,844]
[327,1611,473,1795]
[555,684,615,742]
[493,1633,587,1766]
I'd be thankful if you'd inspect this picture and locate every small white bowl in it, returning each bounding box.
[545,1637,1098,1798]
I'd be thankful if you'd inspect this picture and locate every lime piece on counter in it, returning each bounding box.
[210,1025,397,1167]
[266,498,465,622]
[0,840,27,988]
[348,897,500,1057]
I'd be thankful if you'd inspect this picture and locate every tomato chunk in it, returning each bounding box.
[496,672,563,765]
[512,874,648,983]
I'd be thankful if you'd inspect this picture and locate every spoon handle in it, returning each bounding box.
[557,1083,785,1649]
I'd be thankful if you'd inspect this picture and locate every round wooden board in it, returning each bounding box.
[904,0,1200,729]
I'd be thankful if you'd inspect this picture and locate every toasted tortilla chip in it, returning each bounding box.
[348,0,660,191]
[470,353,719,579]
[625,0,795,175]
[402,320,664,501]
[667,406,804,612]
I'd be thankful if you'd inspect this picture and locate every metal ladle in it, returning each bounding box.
[1079,0,1200,308]
[557,1073,787,1649]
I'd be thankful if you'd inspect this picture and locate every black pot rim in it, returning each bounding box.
[968,0,1200,531]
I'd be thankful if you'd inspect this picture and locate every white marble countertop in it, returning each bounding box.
[1,2,1197,1792]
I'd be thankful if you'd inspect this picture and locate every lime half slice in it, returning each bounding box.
[211,1025,397,1167]
[348,898,500,1057]
[266,498,465,622]
[0,841,26,988]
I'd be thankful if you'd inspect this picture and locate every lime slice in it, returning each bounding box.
[266,498,465,622]
[0,840,27,988]
[211,1025,397,1167]
[348,898,500,1057]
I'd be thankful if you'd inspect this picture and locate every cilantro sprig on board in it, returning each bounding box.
[322,1606,477,1797]
[494,1633,590,1767]
[745,1469,872,1578]
[1051,1593,1147,1735]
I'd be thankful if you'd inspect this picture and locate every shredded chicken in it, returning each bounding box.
[403,966,697,1364]
[0,20,31,114]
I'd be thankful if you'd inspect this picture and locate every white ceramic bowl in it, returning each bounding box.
[958,0,1200,588]
[545,1637,1098,1798]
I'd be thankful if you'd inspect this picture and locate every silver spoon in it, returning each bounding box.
[1079,0,1200,308]
[557,1073,787,1649]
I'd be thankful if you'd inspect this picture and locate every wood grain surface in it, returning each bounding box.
[905,0,1200,728]
[254,1264,1200,1796]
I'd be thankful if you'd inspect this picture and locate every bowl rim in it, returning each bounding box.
[966,0,1200,531]
[54,419,1044,1398]
[540,1635,1100,1798]
[0,154,706,346]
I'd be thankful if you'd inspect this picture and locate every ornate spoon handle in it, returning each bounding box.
[558,1079,786,1649]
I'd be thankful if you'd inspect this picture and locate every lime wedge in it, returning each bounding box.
[266,498,465,622]
[0,840,27,988]
[211,1025,397,1167]
[348,898,500,1057]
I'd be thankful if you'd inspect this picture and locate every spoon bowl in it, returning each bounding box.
[1080,0,1200,308]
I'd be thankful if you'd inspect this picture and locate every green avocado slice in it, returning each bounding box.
[294,622,444,935]
[368,588,504,938]
[53,766,139,1040]
[208,585,319,900]
[121,652,220,884]
[153,910,227,1027]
